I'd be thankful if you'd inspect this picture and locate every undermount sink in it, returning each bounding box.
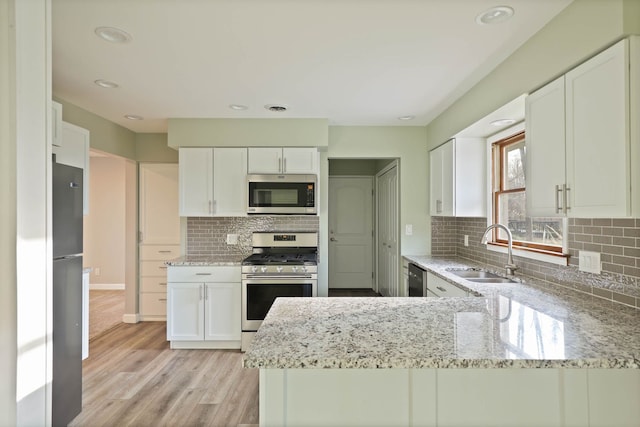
[447,268,517,284]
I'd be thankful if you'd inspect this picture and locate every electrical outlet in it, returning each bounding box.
[226,234,239,245]
[464,235,469,247]
[95,267,101,276]
[405,224,413,235]
[579,251,601,274]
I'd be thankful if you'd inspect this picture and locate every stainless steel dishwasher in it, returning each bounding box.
[408,263,427,297]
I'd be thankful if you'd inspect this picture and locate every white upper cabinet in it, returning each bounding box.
[179,147,213,216]
[213,148,248,216]
[179,147,247,217]
[430,138,485,217]
[247,147,317,174]
[526,38,638,217]
[52,101,63,147]
[54,121,90,215]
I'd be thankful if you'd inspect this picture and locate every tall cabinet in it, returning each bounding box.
[139,163,181,321]
[526,37,639,218]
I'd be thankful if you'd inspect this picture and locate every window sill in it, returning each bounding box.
[486,242,569,266]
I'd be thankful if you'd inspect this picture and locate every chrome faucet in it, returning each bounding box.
[481,224,518,276]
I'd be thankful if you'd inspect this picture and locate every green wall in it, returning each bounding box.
[56,98,137,160]
[168,118,329,149]
[135,133,177,163]
[426,0,633,147]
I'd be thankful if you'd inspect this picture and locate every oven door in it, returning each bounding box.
[242,277,317,331]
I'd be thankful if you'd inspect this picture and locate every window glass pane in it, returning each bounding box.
[497,192,563,246]
[503,141,525,190]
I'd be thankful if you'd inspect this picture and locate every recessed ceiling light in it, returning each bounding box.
[475,6,514,25]
[265,104,288,112]
[490,118,517,127]
[398,115,415,121]
[229,104,248,111]
[94,79,119,89]
[124,114,143,121]
[94,26,132,43]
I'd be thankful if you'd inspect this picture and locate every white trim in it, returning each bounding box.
[89,283,125,290]
[122,313,140,324]
[486,243,568,266]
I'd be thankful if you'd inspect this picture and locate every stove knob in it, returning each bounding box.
[291,266,298,273]
[301,266,308,273]
[276,266,283,273]
[251,266,258,273]
[261,266,268,273]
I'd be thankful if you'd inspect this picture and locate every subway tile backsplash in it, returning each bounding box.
[431,216,640,309]
[186,216,320,257]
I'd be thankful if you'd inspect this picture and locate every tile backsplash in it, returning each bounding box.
[186,216,320,257]
[431,216,640,309]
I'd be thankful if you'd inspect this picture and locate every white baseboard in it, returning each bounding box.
[122,313,140,323]
[90,283,125,290]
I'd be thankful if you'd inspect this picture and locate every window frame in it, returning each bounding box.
[491,131,564,255]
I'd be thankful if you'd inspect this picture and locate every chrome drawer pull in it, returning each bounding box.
[436,286,447,292]
[196,273,212,276]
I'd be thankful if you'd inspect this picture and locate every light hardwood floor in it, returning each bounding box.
[89,290,125,339]
[71,322,258,427]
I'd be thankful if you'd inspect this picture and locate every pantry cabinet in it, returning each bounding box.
[526,38,639,217]
[247,147,317,174]
[429,138,485,217]
[178,147,247,216]
[167,266,241,349]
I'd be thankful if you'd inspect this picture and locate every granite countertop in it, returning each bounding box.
[243,256,640,370]
[165,255,244,266]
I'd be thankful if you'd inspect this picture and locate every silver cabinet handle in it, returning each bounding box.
[159,298,167,302]
[278,157,283,173]
[283,157,287,172]
[196,273,212,275]
[158,250,172,253]
[199,286,203,300]
[159,282,167,286]
[564,185,570,212]
[555,185,562,214]
[436,200,442,214]
[330,237,337,242]
[209,200,212,214]
[436,286,447,293]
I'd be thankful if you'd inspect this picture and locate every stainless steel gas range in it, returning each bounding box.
[241,231,318,351]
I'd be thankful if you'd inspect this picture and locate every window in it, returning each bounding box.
[491,131,564,253]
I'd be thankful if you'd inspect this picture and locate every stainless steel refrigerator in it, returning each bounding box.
[52,160,83,426]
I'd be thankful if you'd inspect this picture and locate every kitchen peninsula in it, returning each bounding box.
[243,257,640,427]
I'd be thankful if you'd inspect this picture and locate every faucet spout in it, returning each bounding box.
[480,223,518,276]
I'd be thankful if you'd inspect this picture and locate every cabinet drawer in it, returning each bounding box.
[140,245,180,261]
[141,277,169,293]
[168,266,240,283]
[427,272,468,297]
[140,293,167,316]
[141,260,169,277]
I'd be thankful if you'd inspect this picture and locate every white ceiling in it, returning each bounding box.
[52,0,572,133]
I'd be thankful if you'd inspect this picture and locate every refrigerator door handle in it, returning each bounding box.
[70,182,80,189]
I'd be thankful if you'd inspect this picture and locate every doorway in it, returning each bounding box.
[327,159,399,295]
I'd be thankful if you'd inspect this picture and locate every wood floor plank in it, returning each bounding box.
[72,321,259,426]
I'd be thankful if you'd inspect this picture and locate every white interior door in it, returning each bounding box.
[328,177,374,289]
[377,164,399,297]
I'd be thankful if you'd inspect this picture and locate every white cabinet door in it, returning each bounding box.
[204,283,241,341]
[167,283,204,341]
[525,76,566,217]
[429,141,454,216]
[179,147,213,216]
[213,148,247,216]
[455,138,486,217]
[282,147,318,174]
[565,39,629,217]
[55,121,90,215]
[247,147,318,174]
[139,163,180,244]
[247,147,282,173]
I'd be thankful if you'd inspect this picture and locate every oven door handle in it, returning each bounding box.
[243,276,315,282]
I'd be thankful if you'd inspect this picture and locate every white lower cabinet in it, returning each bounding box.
[167,266,241,349]
[426,272,468,297]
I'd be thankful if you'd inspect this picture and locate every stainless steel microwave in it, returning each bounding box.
[247,174,317,214]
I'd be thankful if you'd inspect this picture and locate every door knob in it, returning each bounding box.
[330,237,338,242]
